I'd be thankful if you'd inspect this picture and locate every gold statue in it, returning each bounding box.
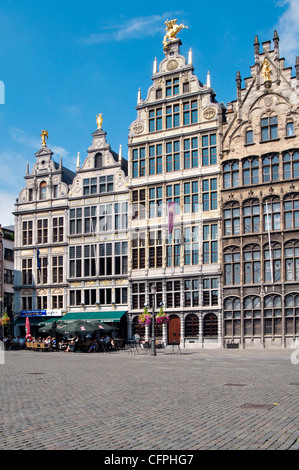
[163,19,188,52]
[262,58,271,82]
[40,130,48,146]
[96,113,103,130]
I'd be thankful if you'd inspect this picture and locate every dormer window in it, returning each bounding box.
[286,121,294,137]
[246,129,253,144]
[40,181,47,200]
[166,77,179,97]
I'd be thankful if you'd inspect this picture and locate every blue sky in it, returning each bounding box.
[0,0,298,226]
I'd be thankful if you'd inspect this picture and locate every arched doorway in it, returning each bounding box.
[203,313,218,337]
[168,315,180,344]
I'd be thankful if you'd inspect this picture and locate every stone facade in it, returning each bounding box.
[221,32,299,349]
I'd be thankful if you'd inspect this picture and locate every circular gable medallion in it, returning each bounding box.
[203,106,216,120]
[133,123,144,134]
[167,59,178,71]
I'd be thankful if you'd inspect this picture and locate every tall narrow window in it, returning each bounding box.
[261,116,278,141]
[40,181,47,200]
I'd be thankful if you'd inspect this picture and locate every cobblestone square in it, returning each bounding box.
[0,348,298,451]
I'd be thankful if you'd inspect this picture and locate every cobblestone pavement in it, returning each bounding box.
[0,347,298,451]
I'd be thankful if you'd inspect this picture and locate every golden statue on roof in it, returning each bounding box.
[163,19,188,52]
[262,58,271,82]
[40,130,48,146]
[96,113,103,130]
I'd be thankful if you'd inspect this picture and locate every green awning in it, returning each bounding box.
[61,311,127,323]
[14,317,62,326]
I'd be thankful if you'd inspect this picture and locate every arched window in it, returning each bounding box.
[95,152,102,169]
[264,295,282,336]
[224,246,240,285]
[283,194,299,229]
[223,202,240,236]
[203,313,218,337]
[244,296,261,336]
[285,241,299,281]
[223,161,239,189]
[40,181,47,200]
[243,199,260,234]
[283,150,299,179]
[242,157,259,185]
[262,154,279,182]
[264,242,281,282]
[185,313,199,337]
[263,197,281,231]
[243,244,261,284]
[286,121,294,137]
[224,297,241,337]
[285,293,299,335]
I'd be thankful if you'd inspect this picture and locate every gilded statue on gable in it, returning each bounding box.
[163,19,188,52]
[96,113,103,130]
[262,58,271,82]
[40,130,48,146]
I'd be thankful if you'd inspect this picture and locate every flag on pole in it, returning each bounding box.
[37,246,41,272]
[168,201,175,235]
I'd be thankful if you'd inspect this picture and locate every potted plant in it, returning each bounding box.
[138,306,152,326]
[155,306,170,325]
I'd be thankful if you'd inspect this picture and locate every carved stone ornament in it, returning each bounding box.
[167,59,178,71]
[132,123,144,134]
[264,96,273,107]
[203,106,216,120]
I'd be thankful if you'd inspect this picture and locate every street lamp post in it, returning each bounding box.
[150,284,157,356]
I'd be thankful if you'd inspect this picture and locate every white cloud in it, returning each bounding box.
[10,127,70,158]
[82,12,185,44]
[276,0,299,64]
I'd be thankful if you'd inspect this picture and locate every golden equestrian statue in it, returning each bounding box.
[163,19,188,52]
[40,130,48,146]
[96,113,103,130]
[262,58,271,82]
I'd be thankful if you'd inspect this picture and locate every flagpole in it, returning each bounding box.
[265,201,273,283]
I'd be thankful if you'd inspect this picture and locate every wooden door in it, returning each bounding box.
[168,315,180,344]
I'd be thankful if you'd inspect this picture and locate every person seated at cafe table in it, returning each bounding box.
[88,338,98,353]
[65,338,76,352]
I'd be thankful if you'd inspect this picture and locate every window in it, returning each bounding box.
[37,219,48,244]
[224,247,240,285]
[53,217,64,242]
[285,241,299,281]
[52,256,63,284]
[202,178,217,211]
[166,280,181,308]
[52,295,63,309]
[203,224,218,264]
[283,151,299,179]
[149,108,162,132]
[263,198,281,231]
[115,241,128,275]
[223,161,239,188]
[83,245,97,277]
[22,296,32,311]
[38,257,48,284]
[203,278,218,306]
[166,228,181,267]
[244,296,261,336]
[285,294,299,335]
[184,226,199,265]
[286,122,294,137]
[70,208,82,235]
[166,184,180,216]
[183,100,198,125]
[202,134,217,165]
[132,189,146,220]
[37,296,47,310]
[22,258,33,285]
[149,282,163,309]
[4,269,14,284]
[244,245,261,284]
[22,220,33,246]
[284,194,299,229]
[115,202,128,231]
[70,290,82,306]
[246,129,253,144]
[99,204,112,232]
[83,178,97,195]
[99,243,112,276]
[203,313,218,337]
[166,141,180,172]
[99,175,114,193]
[242,158,259,185]
[4,248,14,262]
[83,206,97,234]
[149,144,163,175]
[261,116,278,141]
[132,232,145,270]
[264,243,281,282]
[149,187,162,218]
[99,288,112,305]
[84,289,96,306]
[166,77,179,96]
[149,230,163,268]
[183,137,198,169]
[224,297,241,337]
[69,246,82,278]
[243,200,260,234]
[185,314,199,337]
[132,283,145,309]
[184,181,199,213]
[156,89,162,100]
[115,287,128,305]
[264,295,282,336]
[40,181,47,200]
[166,104,180,129]
[262,154,279,182]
